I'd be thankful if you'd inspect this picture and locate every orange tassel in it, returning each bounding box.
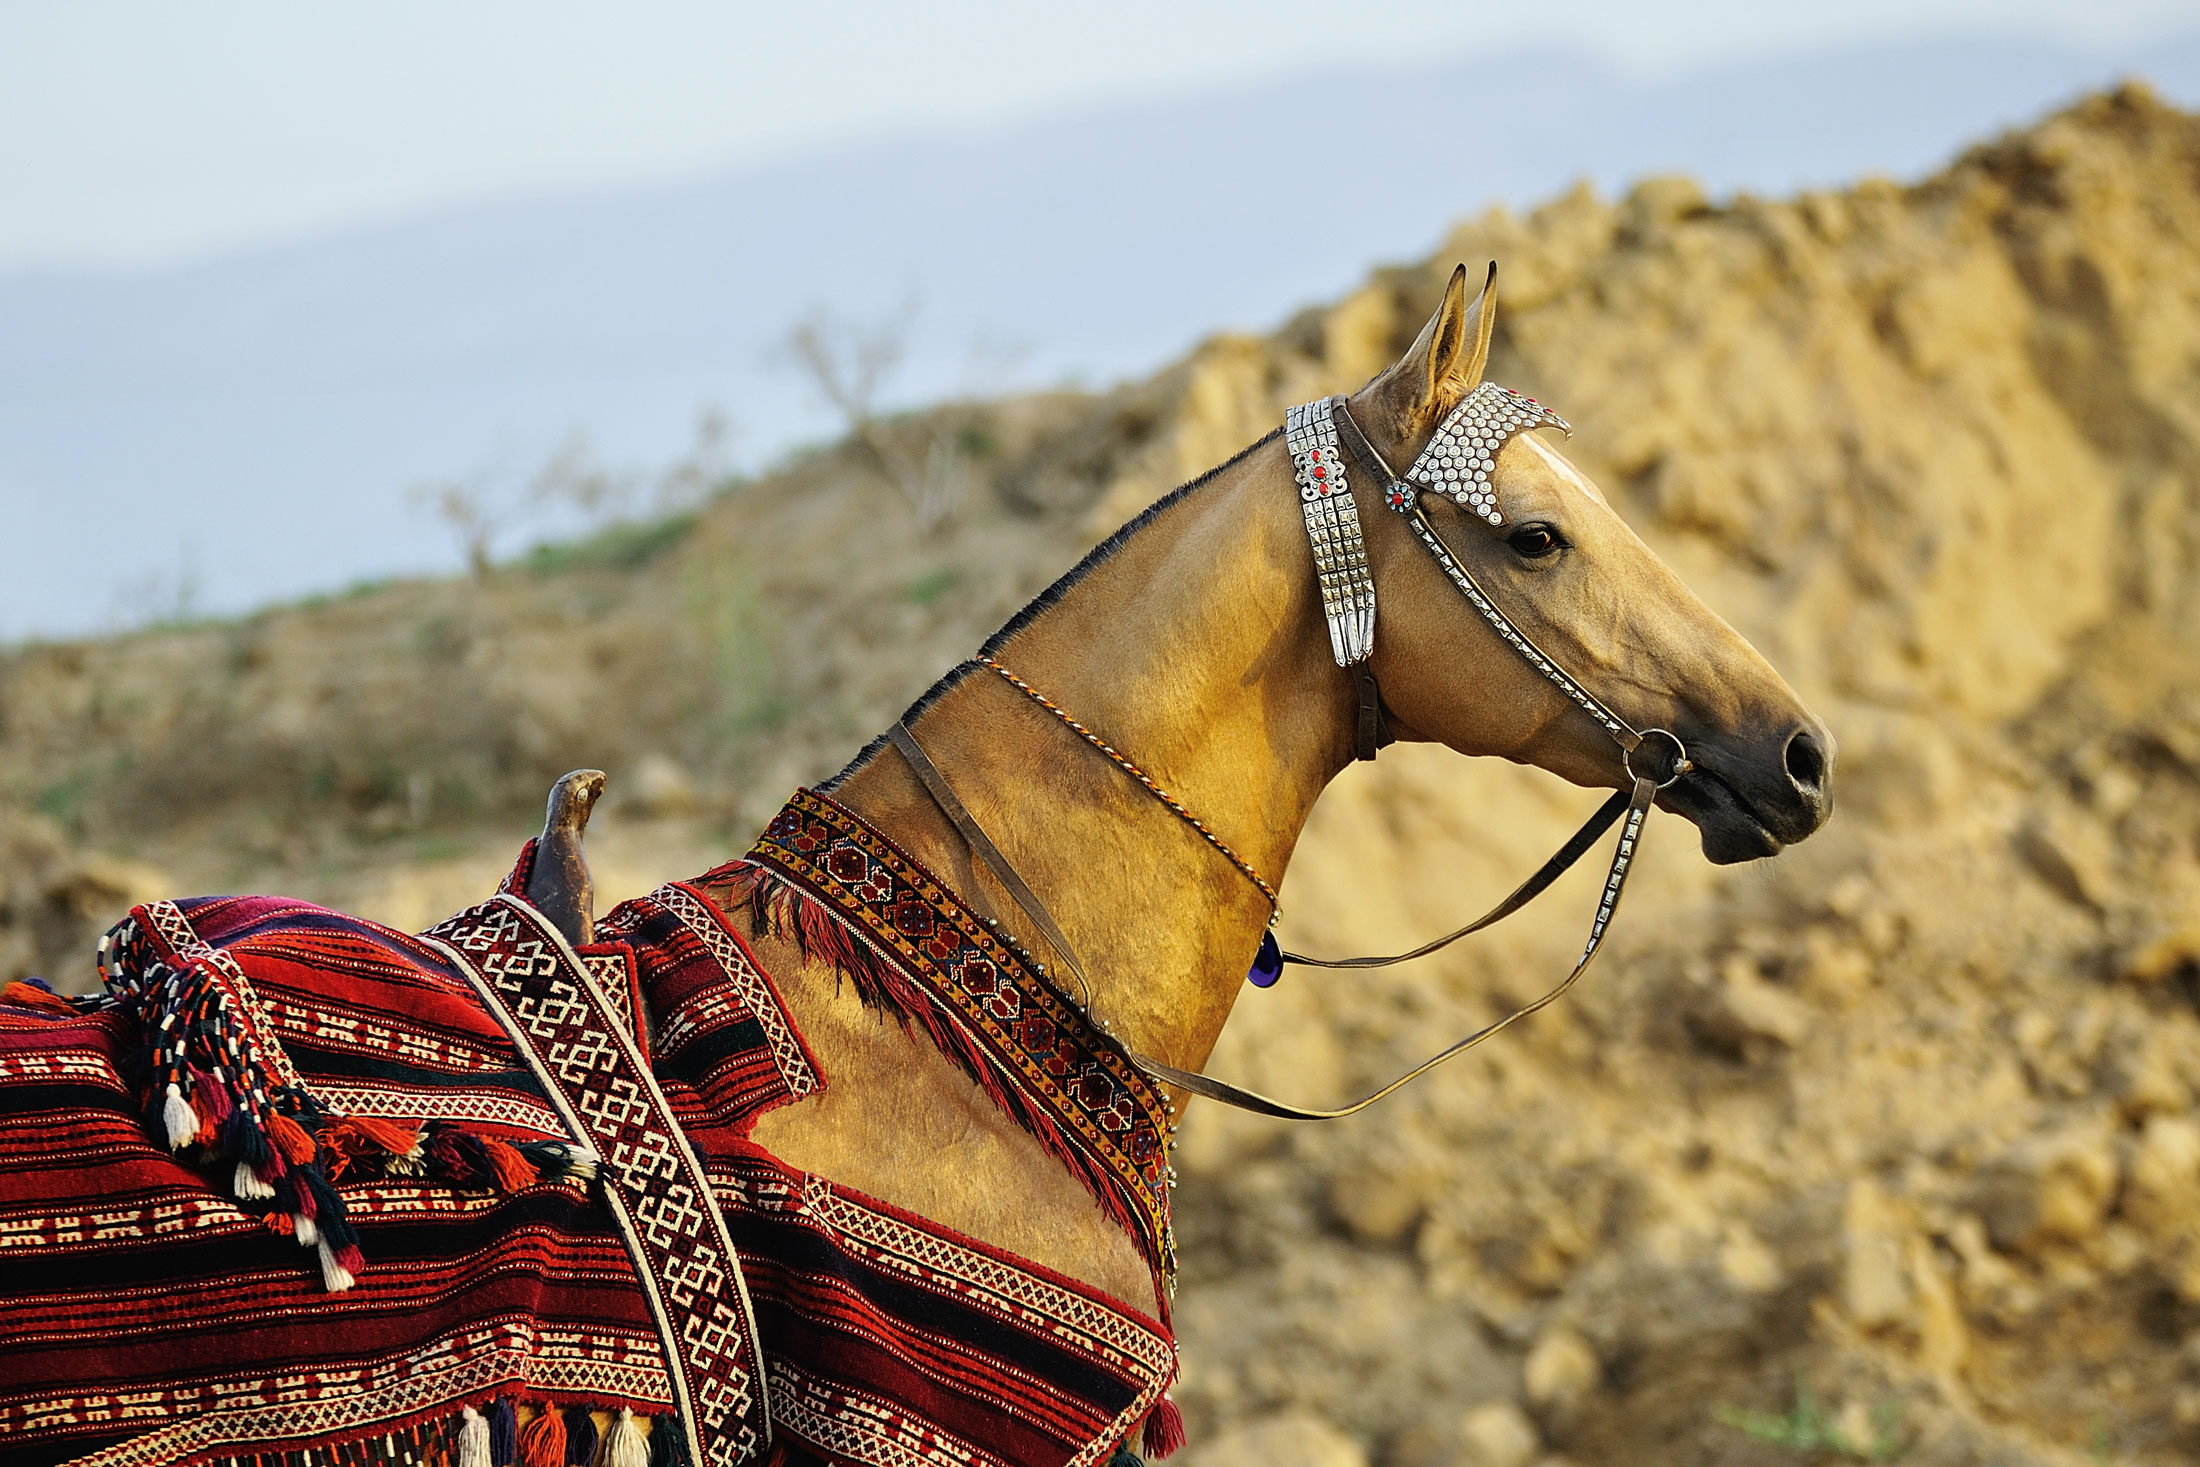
[518,1405,566,1467]
[268,1111,319,1166]
[265,1210,295,1237]
[2,981,77,1017]
[481,1138,537,1193]
[343,1114,424,1155]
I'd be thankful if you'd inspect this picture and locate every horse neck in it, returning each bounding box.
[830,435,1354,1072]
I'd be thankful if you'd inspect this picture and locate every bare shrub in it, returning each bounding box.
[778,302,1008,533]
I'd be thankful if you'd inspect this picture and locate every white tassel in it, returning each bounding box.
[561,1145,601,1184]
[162,1083,197,1149]
[458,1405,490,1467]
[233,1161,276,1201]
[294,1213,319,1248]
[596,1408,646,1467]
[316,1238,356,1292]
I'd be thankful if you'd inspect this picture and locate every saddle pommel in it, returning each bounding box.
[527,769,605,947]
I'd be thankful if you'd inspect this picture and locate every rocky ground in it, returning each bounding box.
[5,84,2199,1467]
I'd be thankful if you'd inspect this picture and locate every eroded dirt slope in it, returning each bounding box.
[4,84,2199,1467]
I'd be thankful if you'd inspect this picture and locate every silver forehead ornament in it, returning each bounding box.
[1285,382,1573,666]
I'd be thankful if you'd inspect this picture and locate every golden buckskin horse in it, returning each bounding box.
[0,267,1830,1467]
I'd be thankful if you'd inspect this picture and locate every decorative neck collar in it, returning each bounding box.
[1284,385,1572,670]
[736,789,1178,1286]
[1285,396,1377,666]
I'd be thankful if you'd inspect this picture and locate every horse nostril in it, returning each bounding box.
[1784,728,1828,793]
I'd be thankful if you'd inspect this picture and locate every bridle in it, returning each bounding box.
[888,384,1692,1121]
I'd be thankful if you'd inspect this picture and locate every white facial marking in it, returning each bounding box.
[1517,433,1610,510]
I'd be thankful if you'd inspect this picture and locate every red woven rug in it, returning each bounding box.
[0,821,1180,1467]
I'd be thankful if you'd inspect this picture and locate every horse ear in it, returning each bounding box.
[1371,262,1497,433]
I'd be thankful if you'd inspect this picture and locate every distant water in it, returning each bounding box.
[2,33,2195,639]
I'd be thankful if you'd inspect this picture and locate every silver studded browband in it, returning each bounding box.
[1401,381,1572,527]
[1285,397,1376,666]
[1287,384,1571,669]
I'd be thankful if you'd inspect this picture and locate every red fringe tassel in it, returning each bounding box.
[1142,1398,1186,1459]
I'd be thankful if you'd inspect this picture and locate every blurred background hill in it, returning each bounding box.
[2,20,2197,641]
[6,8,2200,1466]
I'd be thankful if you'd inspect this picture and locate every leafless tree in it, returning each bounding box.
[779,301,987,533]
[409,410,736,576]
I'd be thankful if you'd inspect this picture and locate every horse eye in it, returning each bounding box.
[1507,524,1563,558]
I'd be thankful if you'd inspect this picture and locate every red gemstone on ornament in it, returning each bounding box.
[1312,466,1327,479]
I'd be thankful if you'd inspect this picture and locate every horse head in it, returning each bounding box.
[1347,264,1834,863]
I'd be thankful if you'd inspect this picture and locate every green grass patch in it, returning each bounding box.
[905,566,962,606]
[1713,1378,1904,1460]
[524,513,698,576]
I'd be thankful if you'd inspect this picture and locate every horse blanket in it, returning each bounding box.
[0,805,1179,1467]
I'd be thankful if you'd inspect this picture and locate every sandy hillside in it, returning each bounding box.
[5,83,2200,1467]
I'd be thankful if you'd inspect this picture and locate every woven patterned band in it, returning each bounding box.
[1285,396,1376,666]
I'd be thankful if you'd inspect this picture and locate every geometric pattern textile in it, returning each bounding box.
[0,858,789,1467]
[421,893,773,1466]
[735,789,1177,1285]
[0,829,1181,1467]
[706,1144,1177,1467]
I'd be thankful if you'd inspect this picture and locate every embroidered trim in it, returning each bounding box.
[423,894,770,1467]
[38,1327,669,1467]
[652,882,822,1101]
[303,1083,567,1134]
[741,790,1175,1282]
[768,1359,987,1467]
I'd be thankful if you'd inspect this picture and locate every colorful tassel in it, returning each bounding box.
[481,1138,538,1193]
[268,1111,319,1166]
[1142,1397,1185,1460]
[343,1114,423,1155]
[644,1415,678,1467]
[458,1406,491,1467]
[519,1404,567,1467]
[161,1082,198,1149]
[487,1398,518,1467]
[596,1409,645,1467]
[563,1407,597,1466]
[2,978,78,1016]
[316,1237,357,1291]
[234,1160,277,1201]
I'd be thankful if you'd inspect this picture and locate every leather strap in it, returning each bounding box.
[892,716,1662,1122]
[1134,775,1658,1119]
[1353,663,1391,762]
[888,722,1097,1009]
[1281,786,1629,969]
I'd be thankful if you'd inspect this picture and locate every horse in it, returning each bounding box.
[0,264,1831,1467]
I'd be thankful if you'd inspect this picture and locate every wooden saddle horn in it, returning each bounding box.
[525,769,606,947]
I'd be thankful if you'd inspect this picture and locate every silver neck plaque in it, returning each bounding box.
[1285,396,1376,667]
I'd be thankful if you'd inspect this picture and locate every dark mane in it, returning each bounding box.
[820,427,1282,789]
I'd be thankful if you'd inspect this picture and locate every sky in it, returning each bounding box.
[5,0,2197,272]
[4,1,2200,641]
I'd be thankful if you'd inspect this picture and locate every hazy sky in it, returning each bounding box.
[6,0,2196,271]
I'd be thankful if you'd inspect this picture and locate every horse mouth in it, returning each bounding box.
[1657,764,1784,864]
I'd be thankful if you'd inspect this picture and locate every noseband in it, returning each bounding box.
[891,385,1692,1121]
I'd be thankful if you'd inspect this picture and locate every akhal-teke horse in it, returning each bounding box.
[0,265,1832,1467]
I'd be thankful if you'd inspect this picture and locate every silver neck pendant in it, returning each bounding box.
[1285,396,1376,667]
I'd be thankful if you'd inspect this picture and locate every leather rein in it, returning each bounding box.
[890,394,1691,1121]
